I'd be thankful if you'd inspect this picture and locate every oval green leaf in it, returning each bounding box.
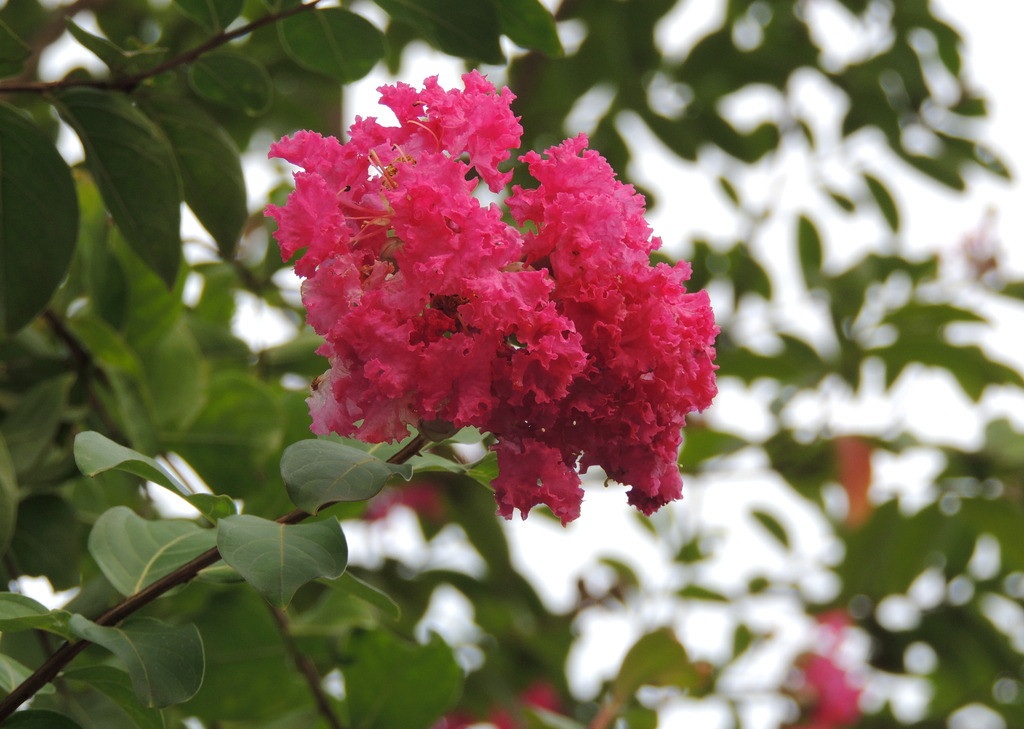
[55,88,181,287]
[87,506,218,596]
[188,51,272,116]
[140,93,247,258]
[496,0,562,56]
[61,665,165,729]
[796,214,823,289]
[863,173,900,232]
[173,0,243,32]
[1,710,83,728]
[74,431,185,495]
[751,509,790,549]
[279,8,385,83]
[0,102,78,333]
[281,439,413,514]
[0,19,31,76]
[0,592,73,638]
[343,631,461,729]
[376,0,503,63]
[0,654,55,696]
[613,627,697,701]
[216,514,348,608]
[1,375,72,475]
[68,615,205,708]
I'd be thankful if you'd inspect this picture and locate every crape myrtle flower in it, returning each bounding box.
[266,72,718,524]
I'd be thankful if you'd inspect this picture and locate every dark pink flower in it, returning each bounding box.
[267,74,718,524]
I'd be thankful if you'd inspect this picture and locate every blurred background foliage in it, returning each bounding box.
[1,0,1022,727]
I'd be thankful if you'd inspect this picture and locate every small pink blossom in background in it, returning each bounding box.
[267,72,718,524]
[433,681,564,729]
[788,611,863,729]
[363,481,446,523]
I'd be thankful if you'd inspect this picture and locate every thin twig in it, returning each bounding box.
[0,433,425,720]
[0,0,322,94]
[268,605,345,729]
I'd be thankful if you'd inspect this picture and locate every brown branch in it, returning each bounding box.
[0,436,425,720]
[268,605,345,729]
[0,0,322,94]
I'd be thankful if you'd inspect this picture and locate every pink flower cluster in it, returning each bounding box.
[267,72,717,524]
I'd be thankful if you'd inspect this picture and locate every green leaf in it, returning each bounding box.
[65,312,143,377]
[0,102,78,333]
[343,630,461,729]
[376,0,503,63]
[281,439,413,513]
[64,19,164,75]
[0,653,56,696]
[55,88,181,287]
[717,176,740,207]
[495,0,562,56]
[164,372,284,504]
[216,514,348,608]
[75,432,233,522]
[796,214,823,288]
[751,509,790,549]
[75,431,185,495]
[0,433,17,556]
[863,173,899,232]
[136,318,209,430]
[279,8,385,83]
[0,375,71,475]
[60,665,165,729]
[140,93,247,258]
[65,18,127,69]
[180,589,307,720]
[327,571,400,622]
[826,188,857,213]
[677,585,729,602]
[9,495,82,590]
[68,615,205,708]
[87,506,217,596]
[0,593,73,638]
[464,450,498,489]
[188,51,272,116]
[173,0,243,31]
[0,19,31,76]
[1,710,83,728]
[613,627,698,701]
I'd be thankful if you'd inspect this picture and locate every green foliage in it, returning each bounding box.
[0,0,1021,728]
[0,103,77,333]
[341,630,461,729]
[68,616,205,707]
[55,88,182,287]
[281,439,414,513]
[216,514,348,608]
